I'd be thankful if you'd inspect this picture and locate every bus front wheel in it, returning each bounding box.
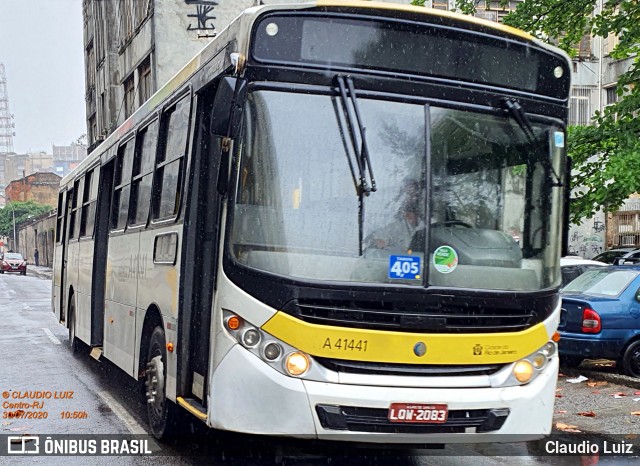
[145,326,177,439]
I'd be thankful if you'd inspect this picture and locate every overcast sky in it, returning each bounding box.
[0,0,85,154]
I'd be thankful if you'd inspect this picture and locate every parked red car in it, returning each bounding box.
[0,252,27,275]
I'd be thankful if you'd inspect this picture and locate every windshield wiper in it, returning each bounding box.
[336,75,377,256]
[337,75,377,195]
[501,97,563,187]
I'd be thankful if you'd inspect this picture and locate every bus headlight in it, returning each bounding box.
[242,328,261,347]
[263,342,282,361]
[222,310,319,380]
[285,352,310,376]
[513,360,534,383]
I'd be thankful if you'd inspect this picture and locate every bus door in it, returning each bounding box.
[60,187,74,323]
[179,88,225,405]
[90,159,115,346]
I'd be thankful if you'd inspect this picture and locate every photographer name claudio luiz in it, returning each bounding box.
[546,439,634,455]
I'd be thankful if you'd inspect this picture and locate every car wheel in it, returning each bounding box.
[561,355,584,368]
[621,340,640,378]
[145,326,177,439]
[20,270,26,276]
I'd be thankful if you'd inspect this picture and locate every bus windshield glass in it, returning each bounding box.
[229,90,562,291]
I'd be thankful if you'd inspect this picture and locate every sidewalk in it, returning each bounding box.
[27,264,53,280]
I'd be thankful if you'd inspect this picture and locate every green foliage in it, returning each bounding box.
[0,201,54,237]
[417,0,640,224]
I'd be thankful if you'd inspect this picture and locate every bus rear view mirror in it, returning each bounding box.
[210,77,248,139]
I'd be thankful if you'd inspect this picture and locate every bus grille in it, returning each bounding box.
[290,299,538,333]
[315,405,509,433]
[315,358,503,377]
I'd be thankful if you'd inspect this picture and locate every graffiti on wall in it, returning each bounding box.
[567,218,605,258]
[185,0,218,32]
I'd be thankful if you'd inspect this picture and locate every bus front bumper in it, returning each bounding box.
[209,345,558,443]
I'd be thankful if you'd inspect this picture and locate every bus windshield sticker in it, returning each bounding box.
[389,255,421,280]
[554,131,565,148]
[433,246,458,274]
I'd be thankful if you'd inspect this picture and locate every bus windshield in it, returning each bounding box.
[229,90,562,291]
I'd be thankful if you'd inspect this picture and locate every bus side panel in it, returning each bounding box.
[134,224,182,393]
[65,240,81,313]
[75,239,95,344]
[104,232,139,376]
[52,241,63,320]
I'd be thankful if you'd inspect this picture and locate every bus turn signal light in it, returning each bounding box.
[166,342,174,353]
[552,332,561,342]
[227,315,241,330]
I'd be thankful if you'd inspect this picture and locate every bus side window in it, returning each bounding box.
[152,96,190,221]
[111,137,135,230]
[55,191,65,243]
[130,120,158,226]
[80,167,98,237]
[69,178,83,240]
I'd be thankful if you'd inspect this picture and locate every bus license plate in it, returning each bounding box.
[388,403,448,423]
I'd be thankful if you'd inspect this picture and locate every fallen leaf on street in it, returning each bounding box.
[591,390,601,394]
[556,422,581,433]
[556,410,567,414]
[555,393,563,398]
[612,392,628,398]
[556,388,563,392]
[577,411,597,417]
[625,434,638,440]
[631,412,640,416]
[558,373,566,377]
[567,375,589,383]
[635,391,640,395]
[587,381,608,387]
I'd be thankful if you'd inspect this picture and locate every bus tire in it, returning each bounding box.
[145,326,177,439]
[68,299,79,354]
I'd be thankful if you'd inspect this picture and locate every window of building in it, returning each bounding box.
[124,74,135,119]
[138,56,152,106]
[80,167,99,237]
[89,115,97,147]
[606,86,619,106]
[569,86,595,126]
[111,137,135,230]
[152,96,191,221]
[129,120,158,226]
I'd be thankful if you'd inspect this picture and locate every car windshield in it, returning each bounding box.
[563,269,638,297]
[229,90,563,291]
[4,253,23,260]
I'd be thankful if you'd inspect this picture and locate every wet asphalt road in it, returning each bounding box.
[0,272,638,465]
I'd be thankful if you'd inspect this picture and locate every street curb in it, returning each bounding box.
[560,365,640,389]
[27,268,53,280]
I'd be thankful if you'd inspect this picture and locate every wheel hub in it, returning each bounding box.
[145,355,165,415]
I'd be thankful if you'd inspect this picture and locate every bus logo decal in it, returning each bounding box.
[413,342,427,357]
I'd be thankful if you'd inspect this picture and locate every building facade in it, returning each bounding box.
[82,0,273,152]
[4,172,61,207]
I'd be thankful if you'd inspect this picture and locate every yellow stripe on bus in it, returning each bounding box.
[315,1,534,42]
[261,312,550,365]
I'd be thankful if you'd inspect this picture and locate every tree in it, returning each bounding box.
[0,201,54,237]
[413,1,640,224]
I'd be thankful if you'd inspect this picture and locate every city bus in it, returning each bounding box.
[53,0,572,443]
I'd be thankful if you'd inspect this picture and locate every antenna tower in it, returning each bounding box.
[0,63,16,155]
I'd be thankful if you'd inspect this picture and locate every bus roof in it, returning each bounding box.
[63,0,569,187]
